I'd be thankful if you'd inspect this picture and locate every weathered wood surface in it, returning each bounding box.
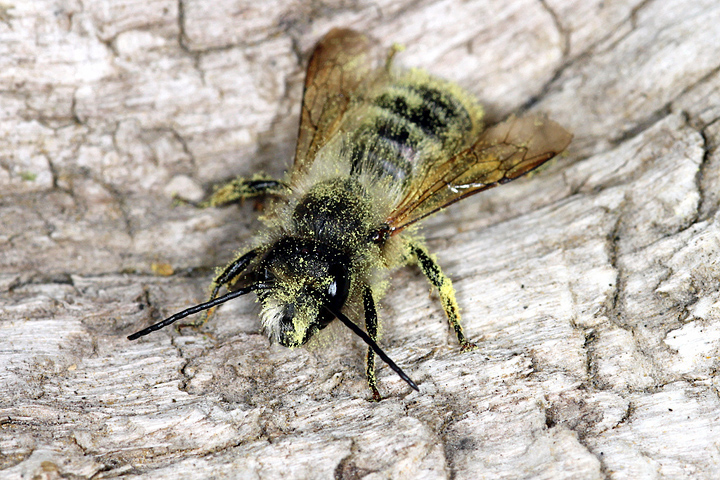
[2,0,720,478]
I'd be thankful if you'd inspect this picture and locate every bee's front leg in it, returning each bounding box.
[179,248,259,330]
[409,241,477,352]
[362,285,382,401]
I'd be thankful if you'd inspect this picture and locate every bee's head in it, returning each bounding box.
[255,237,351,348]
[127,234,419,394]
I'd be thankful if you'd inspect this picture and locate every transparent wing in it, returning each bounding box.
[291,29,385,181]
[385,116,572,233]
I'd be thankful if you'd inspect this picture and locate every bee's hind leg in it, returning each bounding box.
[409,241,478,352]
[203,174,289,207]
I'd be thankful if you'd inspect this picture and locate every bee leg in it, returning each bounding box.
[179,249,258,329]
[203,174,289,207]
[409,242,478,352]
[363,285,382,401]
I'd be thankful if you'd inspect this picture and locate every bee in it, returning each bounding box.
[128,29,572,400]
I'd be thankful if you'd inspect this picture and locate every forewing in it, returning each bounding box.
[292,29,384,181]
[385,116,572,232]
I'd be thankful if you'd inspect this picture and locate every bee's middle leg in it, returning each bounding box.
[203,174,289,207]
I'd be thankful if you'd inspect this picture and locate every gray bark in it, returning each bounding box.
[2,0,720,478]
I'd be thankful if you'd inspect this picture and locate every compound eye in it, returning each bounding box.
[326,263,350,310]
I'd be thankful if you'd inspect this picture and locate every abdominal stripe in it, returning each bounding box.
[349,84,471,184]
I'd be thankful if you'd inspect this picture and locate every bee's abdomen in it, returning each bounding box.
[349,83,472,184]
[378,85,472,139]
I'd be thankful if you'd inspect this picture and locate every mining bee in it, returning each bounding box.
[128,29,572,400]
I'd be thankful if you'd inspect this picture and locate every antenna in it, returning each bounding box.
[127,285,258,340]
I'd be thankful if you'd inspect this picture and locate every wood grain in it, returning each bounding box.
[2,0,720,478]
